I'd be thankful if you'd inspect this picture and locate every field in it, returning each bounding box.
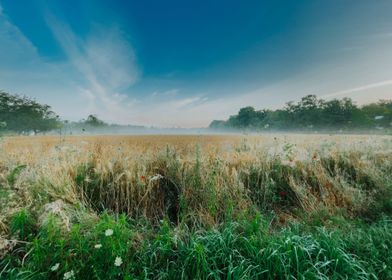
[1,134,392,279]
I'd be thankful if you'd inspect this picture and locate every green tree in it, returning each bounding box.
[284,95,324,129]
[361,100,392,128]
[237,106,256,127]
[235,107,268,128]
[85,114,106,127]
[209,120,227,129]
[0,91,61,134]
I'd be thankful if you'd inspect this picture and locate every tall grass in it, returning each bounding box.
[0,134,391,279]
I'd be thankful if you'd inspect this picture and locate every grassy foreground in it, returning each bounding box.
[0,134,391,279]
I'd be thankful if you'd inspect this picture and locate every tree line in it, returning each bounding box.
[0,91,121,135]
[209,95,392,132]
[0,91,61,134]
[0,91,144,135]
[2,91,391,134]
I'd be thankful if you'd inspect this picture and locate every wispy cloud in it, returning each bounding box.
[322,80,392,99]
[0,6,95,120]
[45,13,139,123]
[0,7,213,127]
[151,89,179,98]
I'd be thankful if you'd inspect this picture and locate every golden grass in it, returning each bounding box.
[2,133,391,163]
[0,133,391,233]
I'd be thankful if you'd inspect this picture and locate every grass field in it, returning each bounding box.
[1,134,392,279]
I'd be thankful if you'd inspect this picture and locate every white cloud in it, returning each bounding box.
[45,14,140,124]
[322,80,392,99]
[44,14,223,128]
[151,89,179,97]
[171,97,203,108]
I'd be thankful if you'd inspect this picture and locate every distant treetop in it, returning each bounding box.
[209,94,392,132]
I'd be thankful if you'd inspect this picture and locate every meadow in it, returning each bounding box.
[0,134,391,279]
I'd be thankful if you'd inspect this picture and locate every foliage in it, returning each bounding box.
[0,91,61,134]
[210,94,392,131]
[84,115,107,127]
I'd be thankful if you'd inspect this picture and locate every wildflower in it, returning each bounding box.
[94,244,102,249]
[63,270,74,280]
[50,263,60,271]
[150,174,164,182]
[140,175,146,182]
[105,229,113,236]
[279,191,287,198]
[114,256,123,267]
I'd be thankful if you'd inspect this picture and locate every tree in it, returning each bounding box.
[361,100,392,128]
[0,121,6,136]
[209,120,226,129]
[236,107,255,127]
[0,91,61,134]
[85,114,106,127]
[236,107,267,128]
[283,95,324,129]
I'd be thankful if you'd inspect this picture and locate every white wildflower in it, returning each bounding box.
[63,270,74,280]
[105,229,113,236]
[114,256,123,267]
[94,244,102,249]
[50,263,60,271]
[150,174,164,182]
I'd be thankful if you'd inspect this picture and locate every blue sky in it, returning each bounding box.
[1,0,392,127]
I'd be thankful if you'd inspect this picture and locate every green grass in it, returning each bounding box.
[9,209,37,241]
[1,211,391,279]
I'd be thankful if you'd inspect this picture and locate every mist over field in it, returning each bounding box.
[1,1,392,279]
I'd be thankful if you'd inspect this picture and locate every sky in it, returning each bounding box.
[1,0,392,127]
